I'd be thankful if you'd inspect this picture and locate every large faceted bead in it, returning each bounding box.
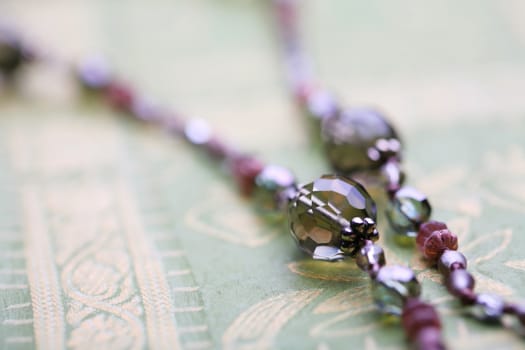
[288,174,377,261]
[321,107,400,173]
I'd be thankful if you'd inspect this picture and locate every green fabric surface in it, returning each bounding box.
[1,1,525,349]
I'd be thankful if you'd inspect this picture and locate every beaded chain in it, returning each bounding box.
[1,4,524,348]
[273,0,525,340]
[0,23,446,350]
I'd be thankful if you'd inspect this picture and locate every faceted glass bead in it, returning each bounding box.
[386,186,431,238]
[253,165,297,217]
[288,175,377,261]
[372,265,421,315]
[321,107,399,173]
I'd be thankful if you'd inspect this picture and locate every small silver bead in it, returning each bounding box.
[184,119,212,145]
[471,293,505,322]
[438,250,467,275]
[356,242,385,272]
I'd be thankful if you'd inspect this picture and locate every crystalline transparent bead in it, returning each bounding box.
[387,186,431,238]
[321,108,400,173]
[372,265,421,315]
[288,175,376,260]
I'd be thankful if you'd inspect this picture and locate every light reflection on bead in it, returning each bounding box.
[372,265,421,315]
[184,119,212,145]
[438,250,467,275]
[356,242,385,273]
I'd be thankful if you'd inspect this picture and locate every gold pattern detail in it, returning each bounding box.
[22,187,66,350]
[313,287,371,314]
[117,184,182,350]
[222,289,322,350]
[287,260,368,283]
[505,259,525,271]
[185,186,280,247]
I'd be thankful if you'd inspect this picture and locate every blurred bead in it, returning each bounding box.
[386,186,431,238]
[422,229,458,261]
[402,298,441,341]
[253,165,296,217]
[414,327,446,350]
[305,89,338,120]
[105,81,135,112]
[230,155,264,196]
[417,221,447,252]
[356,242,385,273]
[438,250,467,275]
[321,107,400,173]
[204,137,233,160]
[446,269,475,298]
[472,293,505,322]
[76,55,112,91]
[0,29,24,75]
[381,159,405,193]
[184,119,212,145]
[372,265,421,315]
[288,175,377,260]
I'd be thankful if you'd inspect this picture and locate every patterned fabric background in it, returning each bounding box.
[1,1,525,349]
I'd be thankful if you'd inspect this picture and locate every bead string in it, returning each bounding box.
[1,22,446,350]
[273,0,525,338]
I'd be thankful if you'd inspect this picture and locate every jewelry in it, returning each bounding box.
[1,24,446,349]
[273,0,525,339]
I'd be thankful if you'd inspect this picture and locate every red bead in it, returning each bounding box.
[402,298,441,341]
[416,220,447,252]
[230,156,264,196]
[422,229,458,260]
[105,81,135,112]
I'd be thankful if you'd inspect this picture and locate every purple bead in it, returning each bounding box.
[446,269,475,297]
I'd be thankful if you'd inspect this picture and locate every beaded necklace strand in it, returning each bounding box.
[0,24,446,349]
[272,0,525,340]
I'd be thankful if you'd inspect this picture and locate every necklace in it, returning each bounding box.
[272,0,525,339]
[1,6,524,349]
[1,25,445,350]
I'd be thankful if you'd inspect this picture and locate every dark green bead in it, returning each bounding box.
[386,186,431,238]
[321,108,400,173]
[371,265,421,315]
[288,175,377,261]
[0,29,24,75]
